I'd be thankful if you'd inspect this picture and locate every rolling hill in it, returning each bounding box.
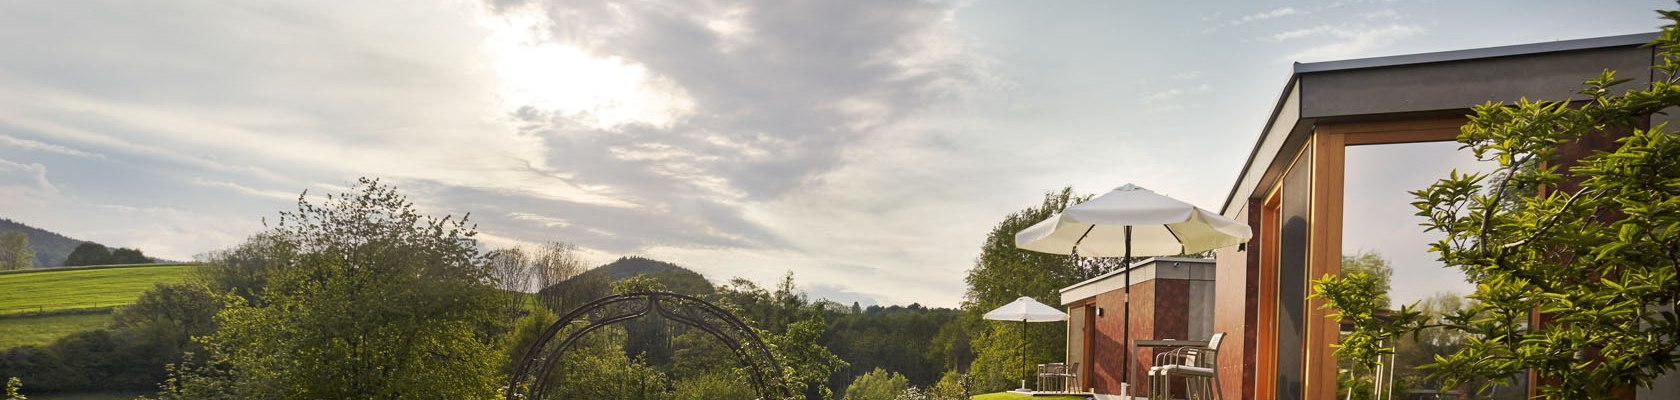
[0,218,85,268]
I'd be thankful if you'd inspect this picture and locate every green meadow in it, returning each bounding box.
[0,264,198,349]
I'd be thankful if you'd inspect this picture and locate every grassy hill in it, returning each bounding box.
[0,264,198,349]
[0,218,85,268]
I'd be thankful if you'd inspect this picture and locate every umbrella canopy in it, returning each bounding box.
[983,296,1066,391]
[1015,184,1251,257]
[983,296,1069,322]
[1012,183,1251,395]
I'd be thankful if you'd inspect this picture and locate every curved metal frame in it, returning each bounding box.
[505,292,792,399]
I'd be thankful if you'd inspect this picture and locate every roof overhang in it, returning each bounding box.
[1220,32,1660,217]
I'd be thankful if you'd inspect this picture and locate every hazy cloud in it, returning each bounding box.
[1231,7,1303,26]
[0,135,104,159]
[1282,23,1425,61]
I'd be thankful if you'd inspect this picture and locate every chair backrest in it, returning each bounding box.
[1206,332,1226,351]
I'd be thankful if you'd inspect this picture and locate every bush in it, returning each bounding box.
[844,368,910,400]
[670,369,755,400]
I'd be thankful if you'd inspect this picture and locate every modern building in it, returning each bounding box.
[1211,32,1680,400]
[1061,257,1216,395]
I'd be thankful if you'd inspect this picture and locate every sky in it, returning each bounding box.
[0,0,1669,308]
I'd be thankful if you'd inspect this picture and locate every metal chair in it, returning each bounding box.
[1147,332,1224,400]
[1035,362,1080,392]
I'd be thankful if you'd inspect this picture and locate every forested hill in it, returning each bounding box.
[540,256,714,309]
[0,218,84,268]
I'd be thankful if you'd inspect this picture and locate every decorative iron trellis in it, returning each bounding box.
[505,292,793,399]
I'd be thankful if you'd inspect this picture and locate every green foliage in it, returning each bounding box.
[538,325,671,400]
[958,188,1087,392]
[1339,251,1393,306]
[823,305,956,389]
[842,368,908,400]
[503,306,559,374]
[926,371,969,400]
[5,377,23,400]
[62,243,110,267]
[192,177,508,398]
[766,314,849,400]
[1317,10,1680,399]
[106,248,150,265]
[0,232,33,271]
[669,369,755,400]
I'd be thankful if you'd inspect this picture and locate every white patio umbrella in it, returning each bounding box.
[1013,183,1251,394]
[983,296,1068,392]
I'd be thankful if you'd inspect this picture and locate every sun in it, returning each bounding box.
[480,10,692,129]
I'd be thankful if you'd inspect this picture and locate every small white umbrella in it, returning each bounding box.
[1013,183,1251,393]
[984,296,1069,391]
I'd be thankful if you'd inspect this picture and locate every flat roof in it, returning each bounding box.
[1294,32,1658,74]
[1221,32,1659,216]
[1059,257,1214,306]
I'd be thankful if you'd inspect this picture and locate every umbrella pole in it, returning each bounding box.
[1022,318,1029,391]
[1122,225,1133,396]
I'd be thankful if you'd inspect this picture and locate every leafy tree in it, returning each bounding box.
[1317,11,1680,398]
[108,247,151,264]
[4,377,22,400]
[958,187,1086,391]
[843,368,909,400]
[193,177,507,398]
[63,242,110,266]
[766,314,849,400]
[1339,251,1392,305]
[0,232,33,270]
[926,371,970,400]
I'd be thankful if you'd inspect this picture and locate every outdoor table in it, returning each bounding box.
[1131,339,1210,397]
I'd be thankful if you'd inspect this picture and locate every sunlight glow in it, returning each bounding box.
[481,11,693,129]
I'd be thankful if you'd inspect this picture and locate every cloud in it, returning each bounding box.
[0,134,104,159]
[189,177,297,201]
[474,0,978,248]
[0,158,59,207]
[1279,23,1426,61]
[1230,7,1303,26]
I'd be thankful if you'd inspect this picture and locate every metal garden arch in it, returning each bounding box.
[505,292,793,399]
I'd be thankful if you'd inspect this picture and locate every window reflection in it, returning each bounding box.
[1340,141,1525,399]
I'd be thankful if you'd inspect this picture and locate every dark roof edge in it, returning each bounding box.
[1293,32,1659,74]
[1221,75,1299,215]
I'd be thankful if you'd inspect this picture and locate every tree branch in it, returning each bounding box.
[1501,186,1596,251]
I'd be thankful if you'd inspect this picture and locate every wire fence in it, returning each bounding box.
[0,302,130,318]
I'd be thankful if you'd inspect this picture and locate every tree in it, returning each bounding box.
[1317,11,1680,398]
[958,187,1087,391]
[842,368,909,400]
[63,242,110,266]
[194,177,507,398]
[0,232,32,270]
[531,241,587,311]
[107,247,151,264]
[489,246,534,319]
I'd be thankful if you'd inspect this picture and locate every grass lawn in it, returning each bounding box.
[972,392,1091,400]
[26,390,150,400]
[0,264,196,314]
[0,312,114,349]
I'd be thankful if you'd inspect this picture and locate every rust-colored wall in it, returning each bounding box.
[1214,202,1257,400]
[1089,288,1129,393]
[1083,277,1207,396]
